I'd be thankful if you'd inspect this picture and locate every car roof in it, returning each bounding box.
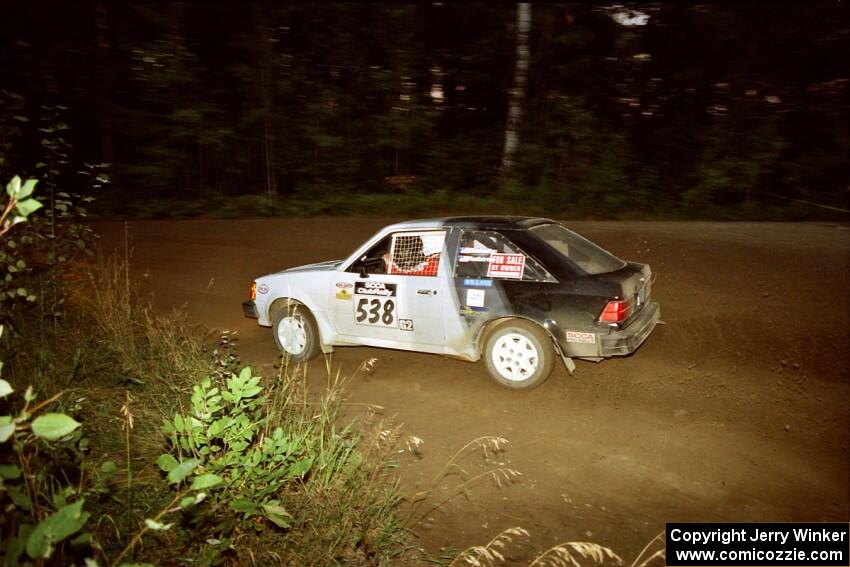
[386,216,557,231]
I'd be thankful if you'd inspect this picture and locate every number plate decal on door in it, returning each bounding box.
[354,281,397,326]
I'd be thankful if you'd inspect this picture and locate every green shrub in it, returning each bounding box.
[1,176,100,565]
[147,364,406,565]
[159,367,309,531]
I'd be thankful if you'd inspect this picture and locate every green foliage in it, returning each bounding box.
[3,5,850,218]
[0,176,42,310]
[29,106,102,323]
[0,182,406,565]
[0,177,102,566]
[1,328,95,565]
[684,117,788,210]
[30,413,82,441]
[159,367,314,532]
[0,100,103,328]
[25,499,90,560]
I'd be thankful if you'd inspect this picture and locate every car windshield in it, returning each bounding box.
[529,223,626,275]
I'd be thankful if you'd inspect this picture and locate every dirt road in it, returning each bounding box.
[95,218,850,561]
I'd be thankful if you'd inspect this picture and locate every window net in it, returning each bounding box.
[388,231,445,276]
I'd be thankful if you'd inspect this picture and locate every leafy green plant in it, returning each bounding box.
[0,172,407,565]
[30,106,103,326]
[110,453,215,567]
[128,360,409,565]
[0,180,98,565]
[0,176,42,315]
[159,367,313,532]
[0,374,90,563]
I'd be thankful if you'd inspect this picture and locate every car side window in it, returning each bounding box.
[347,231,446,277]
[386,231,445,277]
[454,230,554,282]
[348,236,392,275]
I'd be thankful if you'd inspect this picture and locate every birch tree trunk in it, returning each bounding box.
[500,3,531,178]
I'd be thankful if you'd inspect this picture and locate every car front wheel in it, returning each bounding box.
[483,321,554,389]
[271,301,320,362]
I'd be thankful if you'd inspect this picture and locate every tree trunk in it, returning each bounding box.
[263,113,277,198]
[500,3,531,179]
[254,4,278,198]
[93,0,114,163]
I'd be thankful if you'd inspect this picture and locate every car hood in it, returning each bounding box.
[278,259,343,274]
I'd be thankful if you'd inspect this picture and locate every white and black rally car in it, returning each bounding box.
[243,217,660,389]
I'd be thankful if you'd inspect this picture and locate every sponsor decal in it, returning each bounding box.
[565,331,596,344]
[354,281,396,297]
[457,246,494,264]
[459,305,489,317]
[466,288,485,308]
[462,278,493,288]
[399,318,414,331]
[458,254,492,263]
[486,253,526,279]
[335,289,352,300]
[257,283,269,294]
[335,281,353,289]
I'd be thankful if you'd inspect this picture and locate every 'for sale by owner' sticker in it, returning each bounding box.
[486,253,525,279]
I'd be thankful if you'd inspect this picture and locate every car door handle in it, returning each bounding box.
[417,289,437,295]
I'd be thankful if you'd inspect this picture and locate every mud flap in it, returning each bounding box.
[552,341,576,375]
[560,352,576,375]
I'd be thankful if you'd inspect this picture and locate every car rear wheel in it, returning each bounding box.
[270,300,320,362]
[483,321,554,389]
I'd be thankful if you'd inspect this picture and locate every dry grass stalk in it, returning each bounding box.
[529,541,623,567]
[354,356,378,377]
[432,436,510,485]
[450,527,530,567]
[405,436,519,527]
[119,390,134,489]
[405,435,424,457]
[630,531,665,567]
[83,254,208,394]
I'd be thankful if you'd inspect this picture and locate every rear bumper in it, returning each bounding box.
[242,300,258,319]
[599,301,660,356]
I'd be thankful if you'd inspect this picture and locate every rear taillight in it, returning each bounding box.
[599,298,633,323]
[250,282,257,302]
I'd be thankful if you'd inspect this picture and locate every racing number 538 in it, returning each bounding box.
[355,297,395,326]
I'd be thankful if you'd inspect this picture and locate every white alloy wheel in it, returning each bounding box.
[277,315,307,356]
[270,301,320,362]
[490,332,539,382]
[483,321,555,389]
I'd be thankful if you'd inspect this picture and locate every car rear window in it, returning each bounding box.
[455,230,554,282]
[529,224,626,275]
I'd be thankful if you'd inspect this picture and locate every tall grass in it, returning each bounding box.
[83,254,209,394]
[4,253,413,565]
[227,361,407,564]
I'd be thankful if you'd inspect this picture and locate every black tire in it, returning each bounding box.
[483,320,555,390]
[270,300,320,362]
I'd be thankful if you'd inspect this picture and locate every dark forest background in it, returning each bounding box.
[1,2,848,219]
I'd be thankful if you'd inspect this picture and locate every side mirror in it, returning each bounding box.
[359,256,384,278]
